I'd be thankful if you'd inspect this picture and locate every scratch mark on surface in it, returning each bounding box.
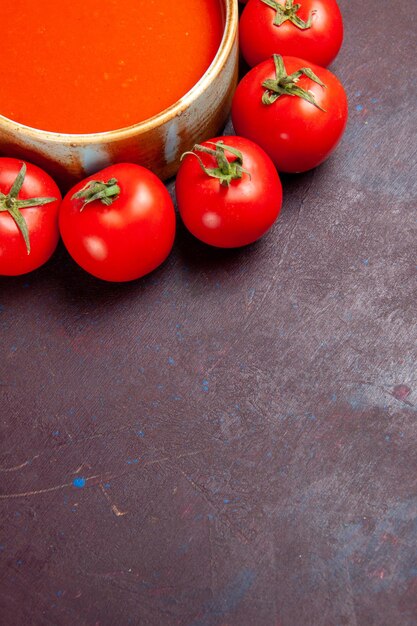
[241,170,315,323]
[98,483,128,517]
[386,385,414,407]
[0,455,39,472]
[177,468,251,544]
[144,449,201,467]
[204,173,316,378]
[74,463,92,474]
[0,473,104,499]
[64,427,74,441]
[0,451,202,499]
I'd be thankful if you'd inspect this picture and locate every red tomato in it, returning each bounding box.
[231,55,348,173]
[59,163,176,282]
[176,136,282,248]
[0,158,61,276]
[239,0,343,68]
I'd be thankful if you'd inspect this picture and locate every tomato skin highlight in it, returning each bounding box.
[239,0,343,68]
[231,56,348,173]
[176,136,282,248]
[59,163,176,282]
[0,158,61,276]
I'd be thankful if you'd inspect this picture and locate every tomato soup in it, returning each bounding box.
[1,0,223,134]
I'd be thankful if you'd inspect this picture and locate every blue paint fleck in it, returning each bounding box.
[331,393,337,402]
[168,356,175,366]
[127,458,139,465]
[207,513,215,521]
[385,434,391,442]
[202,379,209,393]
[356,104,364,111]
[104,483,111,489]
[370,97,378,104]
[362,258,369,266]
[10,345,17,352]
[72,477,86,489]
[306,412,317,421]
[136,430,145,438]
[175,324,184,342]
[53,430,60,437]
[179,542,190,555]
[223,498,230,504]
[56,590,64,598]
[349,397,362,410]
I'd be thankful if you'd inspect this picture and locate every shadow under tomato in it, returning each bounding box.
[174,216,265,278]
[279,167,317,192]
[55,242,179,310]
[0,238,176,314]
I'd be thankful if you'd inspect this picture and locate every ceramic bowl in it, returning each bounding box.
[0,0,238,189]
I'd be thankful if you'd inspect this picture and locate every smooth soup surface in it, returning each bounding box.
[0,0,223,134]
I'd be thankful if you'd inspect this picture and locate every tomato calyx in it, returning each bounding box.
[262,54,326,110]
[0,163,57,254]
[181,141,251,187]
[72,178,121,210]
[261,0,315,29]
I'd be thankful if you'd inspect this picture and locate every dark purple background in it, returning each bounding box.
[1,0,416,624]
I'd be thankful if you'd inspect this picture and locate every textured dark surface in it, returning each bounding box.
[1,1,416,625]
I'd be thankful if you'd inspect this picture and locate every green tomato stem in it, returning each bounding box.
[181,141,251,187]
[261,0,315,29]
[72,178,121,210]
[262,54,326,110]
[0,163,57,255]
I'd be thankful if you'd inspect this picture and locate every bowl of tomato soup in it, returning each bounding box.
[0,0,238,186]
